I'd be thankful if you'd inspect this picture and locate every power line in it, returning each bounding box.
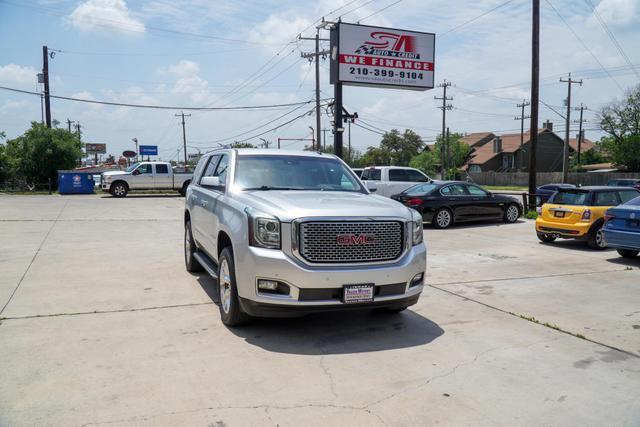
[440,0,518,37]
[358,0,403,22]
[584,0,640,80]
[0,85,318,111]
[544,0,624,92]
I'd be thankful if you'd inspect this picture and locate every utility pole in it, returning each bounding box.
[175,111,191,166]
[66,118,74,133]
[300,31,330,153]
[559,73,582,183]
[574,104,587,166]
[42,46,52,128]
[321,128,329,151]
[435,80,453,177]
[528,0,540,211]
[515,100,530,169]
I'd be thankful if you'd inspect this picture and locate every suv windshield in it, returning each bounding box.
[235,155,364,192]
[551,190,590,205]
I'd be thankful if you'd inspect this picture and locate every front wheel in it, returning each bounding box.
[110,182,128,198]
[587,225,606,250]
[433,208,453,229]
[503,204,520,223]
[184,220,203,272]
[617,249,639,258]
[218,247,251,327]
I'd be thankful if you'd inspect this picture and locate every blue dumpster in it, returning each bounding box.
[58,171,95,194]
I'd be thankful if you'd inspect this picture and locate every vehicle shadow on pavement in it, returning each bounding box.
[605,256,640,268]
[99,194,183,199]
[536,240,614,253]
[424,220,526,230]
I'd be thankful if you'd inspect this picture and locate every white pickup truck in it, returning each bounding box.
[360,166,432,197]
[101,161,192,197]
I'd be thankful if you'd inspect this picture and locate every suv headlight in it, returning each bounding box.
[411,210,424,245]
[246,209,281,249]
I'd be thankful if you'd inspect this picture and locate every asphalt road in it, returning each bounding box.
[1,194,639,426]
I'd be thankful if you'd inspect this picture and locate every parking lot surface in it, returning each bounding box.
[1,194,639,426]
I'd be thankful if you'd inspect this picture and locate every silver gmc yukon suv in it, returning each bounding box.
[184,149,426,326]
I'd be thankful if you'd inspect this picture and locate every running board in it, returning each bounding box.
[193,251,219,280]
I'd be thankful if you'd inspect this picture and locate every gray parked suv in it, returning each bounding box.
[184,149,426,326]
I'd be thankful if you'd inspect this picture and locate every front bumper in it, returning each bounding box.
[233,242,426,316]
[535,218,591,238]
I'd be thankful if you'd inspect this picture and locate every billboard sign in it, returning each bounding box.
[85,143,107,154]
[331,23,435,91]
[139,145,158,156]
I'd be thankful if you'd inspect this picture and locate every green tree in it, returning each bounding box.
[409,132,469,179]
[4,122,82,185]
[230,142,256,148]
[379,129,424,166]
[599,85,640,171]
[0,131,9,183]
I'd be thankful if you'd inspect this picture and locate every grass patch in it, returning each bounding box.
[524,210,538,219]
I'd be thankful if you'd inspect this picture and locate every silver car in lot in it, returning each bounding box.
[184,149,426,326]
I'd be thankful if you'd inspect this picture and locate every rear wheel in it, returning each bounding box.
[537,233,556,243]
[218,247,251,327]
[433,208,453,229]
[184,220,203,272]
[617,249,639,258]
[587,224,606,250]
[503,204,520,223]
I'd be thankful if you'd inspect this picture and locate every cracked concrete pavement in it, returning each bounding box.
[1,194,639,426]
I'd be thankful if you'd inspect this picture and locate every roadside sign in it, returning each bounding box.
[85,143,107,154]
[330,22,435,91]
[139,145,158,156]
[122,150,136,158]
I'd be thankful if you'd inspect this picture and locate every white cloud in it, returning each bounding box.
[0,64,39,85]
[248,14,313,52]
[162,60,201,77]
[592,0,638,28]
[69,0,145,34]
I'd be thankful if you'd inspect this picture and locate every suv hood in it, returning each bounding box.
[235,191,413,222]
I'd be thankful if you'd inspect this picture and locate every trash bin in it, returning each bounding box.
[57,171,95,194]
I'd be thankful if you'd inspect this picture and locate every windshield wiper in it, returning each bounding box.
[243,186,305,191]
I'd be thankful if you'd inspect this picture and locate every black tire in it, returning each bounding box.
[432,208,453,229]
[110,182,128,198]
[587,224,606,250]
[537,232,556,243]
[184,220,203,272]
[503,203,520,223]
[617,249,639,258]
[218,247,251,327]
[179,181,190,197]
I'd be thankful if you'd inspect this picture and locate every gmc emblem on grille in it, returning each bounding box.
[336,234,376,245]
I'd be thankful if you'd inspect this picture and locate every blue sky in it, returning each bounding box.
[1,0,638,160]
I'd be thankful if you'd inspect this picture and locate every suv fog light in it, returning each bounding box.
[257,279,290,295]
[410,272,424,287]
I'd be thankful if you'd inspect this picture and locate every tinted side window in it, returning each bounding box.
[137,164,152,174]
[362,169,381,180]
[389,169,409,182]
[406,169,428,182]
[202,155,221,180]
[466,185,488,196]
[214,155,229,184]
[155,164,169,174]
[595,191,620,206]
[441,184,467,196]
[619,190,640,204]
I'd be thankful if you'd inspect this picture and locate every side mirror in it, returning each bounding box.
[201,176,222,188]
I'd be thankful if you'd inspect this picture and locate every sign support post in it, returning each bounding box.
[334,82,344,159]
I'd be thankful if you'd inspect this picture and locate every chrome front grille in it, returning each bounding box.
[298,221,404,264]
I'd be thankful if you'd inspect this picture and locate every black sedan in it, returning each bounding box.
[536,183,576,206]
[391,181,522,229]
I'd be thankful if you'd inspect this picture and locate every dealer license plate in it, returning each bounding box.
[554,211,565,218]
[343,284,374,304]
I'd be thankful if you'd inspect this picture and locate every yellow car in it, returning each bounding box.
[536,186,640,249]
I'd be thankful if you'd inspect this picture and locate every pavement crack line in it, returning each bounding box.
[0,200,68,316]
[428,284,640,359]
[0,302,215,321]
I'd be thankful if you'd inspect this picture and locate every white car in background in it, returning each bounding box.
[360,166,431,197]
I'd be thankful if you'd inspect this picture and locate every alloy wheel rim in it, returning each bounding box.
[219,259,232,314]
[115,186,124,196]
[596,228,605,247]
[437,210,450,227]
[507,206,518,222]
